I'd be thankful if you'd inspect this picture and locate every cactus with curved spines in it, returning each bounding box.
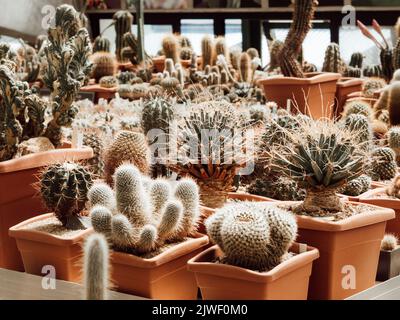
[168,101,250,209]
[88,164,201,253]
[99,76,118,88]
[201,35,215,69]
[279,0,318,78]
[270,119,368,214]
[162,35,180,64]
[371,147,398,181]
[93,36,111,53]
[381,234,398,251]
[342,100,373,118]
[103,131,151,185]
[113,11,133,62]
[42,4,92,147]
[205,202,297,271]
[322,43,347,75]
[84,234,109,300]
[40,162,93,230]
[363,77,386,98]
[349,52,364,68]
[363,64,383,78]
[239,52,251,83]
[341,175,371,196]
[83,133,104,176]
[180,47,193,61]
[141,96,175,137]
[374,82,400,126]
[342,114,373,149]
[388,126,400,163]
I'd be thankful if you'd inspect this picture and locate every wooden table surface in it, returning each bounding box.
[347,276,400,300]
[0,269,145,300]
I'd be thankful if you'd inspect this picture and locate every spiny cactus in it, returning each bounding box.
[89,164,201,253]
[205,202,297,271]
[344,66,362,78]
[387,175,400,199]
[349,52,364,68]
[103,131,151,185]
[83,133,104,176]
[341,175,371,196]
[248,176,306,201]
[117,71,136,84]
[141,97,175,136]
[113,11,133,62]
[18,42,40,83]
[215,37,230,63]
[393,39,400,70]
[201,35,215,69]
[371,147,398,181]
[84,234,109,300]
[374,82,400,126]
[99,76,118,88]
[342,100,373,118]
[268,40,283,72]
[388,126,400,163]
[93,36,111,53]
[363,64,383,78]
[322,43,347,75]
[381,234,398,251]
[239,52,251,83]
[363,77,386,98]
[342,114,373,149]
[91,52,117,82]
[162,35,180,64]
[40,162,93,230]
[279,0,318,78]
[270,119,368,214]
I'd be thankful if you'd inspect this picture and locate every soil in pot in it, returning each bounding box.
[187,243,319,300]
[109,234,209,299]
[275,201,395,300]
[9,213,93,282]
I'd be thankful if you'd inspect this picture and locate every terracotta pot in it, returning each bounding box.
[110,234,209,299]
[335,77,364,118]
[0,146,93,271]
[117,62,136,72]
[80,84,117,102]
[153,56,166,73]
[276,201,394,300]
[198,192,274,234]
[258,72,341,119]
[345,93,378,107]
[187,243,319,300]
[359,187,400,237]
[376,247,400,281]
[9,213,93,282]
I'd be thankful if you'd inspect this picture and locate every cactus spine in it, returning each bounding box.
[113,11,133,62]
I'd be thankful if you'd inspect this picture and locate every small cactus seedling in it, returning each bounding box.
[381,234,398,251]
[205,202,297,271]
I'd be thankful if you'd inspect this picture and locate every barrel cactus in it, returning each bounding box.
[371,147,398,181]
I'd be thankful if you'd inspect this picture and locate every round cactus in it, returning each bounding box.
[341,175,371,197]
[342,100,372,118]
[371,147,398,181]
[91,52,118,82]
[381,234,398,251]
[93,36,111,53]
[343,114,373,148]
[99,76,118,88]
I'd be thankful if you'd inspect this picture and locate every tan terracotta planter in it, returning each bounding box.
[117,62,136,72]
[345,93,378,107]
[198,193,274,234]
[80,84,117,102]
[258,72,341,119]
[153,56,166,73]
[335,77,364,118]
[0,146,93,271]
[110,234,209,299]
[187,243,319,300]
[359,188,400,237]
[276,201,394,300]
[9,213,93,282]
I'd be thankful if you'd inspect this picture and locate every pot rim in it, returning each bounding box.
[359,187,400,210]
[9,213,93,246]
[337,77,364,88]
[187,243,319,284]
[0,146,93,174]
[258,72,341,86]
[110,233,209,269]
[81,84,118,93]
[275,200,395,232]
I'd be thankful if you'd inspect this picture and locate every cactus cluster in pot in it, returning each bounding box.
[88,164,201,254]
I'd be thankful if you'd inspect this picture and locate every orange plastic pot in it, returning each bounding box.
[258,72,341,119]
[198,193,275,234]
[188,243,319,300]
[9,213,93,282]
[359,187,400,237]
[335,77,364,118]
[0,146,93,271]
[110,234,209,299]
[277,201,394,300]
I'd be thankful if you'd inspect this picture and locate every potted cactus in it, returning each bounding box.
[87,164,209,299]
[259,0,340,119]
[9,162,94,282]
[0,4,94,271]
[376,234,400,281]
[268,117,395,299]
[188,202,319,300]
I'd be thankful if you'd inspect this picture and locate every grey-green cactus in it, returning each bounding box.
[322,43,347,75]
[141,97,175,136]
[205,202,297,271]
[113,11,133,62]
[363,65,383,78]
[342,100,372,118]
[349,52,364,68]
[371,147,398,181]
[83,133,104,176]
[93,36,111,53]
[341,175,371,196]
[342,114,373,149]
[40,162,93,230]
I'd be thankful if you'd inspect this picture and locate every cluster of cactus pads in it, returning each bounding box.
[205,202,297,271]
[88,164,201,254]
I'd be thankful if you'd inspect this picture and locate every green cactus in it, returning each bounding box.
[342,114,373,149]
[83,133,104,176]
[371,147,398,181]
[141,97,175,136]
[89,164,201,254]
[93,36,111,53]
[388,126,400,164]
[205,202,297,271]
[363,77,386,98]
[248,176,306,201]
[342,100,372,118]
[322,43,347,75]
[40,162,93,230]
[84,234,109,300]
[341,175,371,196]
[113,11,133,62]
[349,52,364,68]
[363,65,383,78]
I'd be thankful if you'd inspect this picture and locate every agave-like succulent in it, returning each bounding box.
[270,119,369,214]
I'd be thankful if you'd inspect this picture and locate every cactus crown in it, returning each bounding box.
[89,164,201,254]
[381,234,398,251]
[205,202,297,271]
[141,97,175,136]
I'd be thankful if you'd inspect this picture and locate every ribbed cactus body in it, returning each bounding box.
[371,147,398,181]
[162,35,180,64]
[363,77,386,98]
[322,43,347,75]
[240,52,251,83]
[374,82,400,126]
[113,11,133,61]
[83,133,104,176]
[342,100,372,118]
[343,114,373,148]
[91,52,117,82]
[93,36,111,53]
[393,39,400,70]
[341,175,371,196]
[201,35,215,69]
[349,52,364,68]
[381,48,394,82]
[363,64,383,78]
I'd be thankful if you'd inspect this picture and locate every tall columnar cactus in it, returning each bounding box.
[322,43,347,75]
[205,202,297,271]
[268,40,283,72]
[103,131,151,185]
[374,82,400,126]
[123,32,152,66]
[240,52,251,83]
[42,4,93,146]
[93,36,111,53]
[40,162,93,230]
[371,147,398,181]
[349,52,364,68]
[162,35,180,64]
[84,234,109,300]
[133,0,145,64]
[215,36,230,64]
[113,10,133,62]
[88,164,201,253]
[90,52,117,82]
[201,35,215,69]
[279,0,318,78]
[83,133,104,176]
[270,119,368,214]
